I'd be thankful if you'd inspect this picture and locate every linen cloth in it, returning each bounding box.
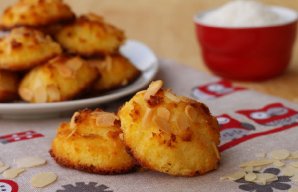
[1,59,298,192]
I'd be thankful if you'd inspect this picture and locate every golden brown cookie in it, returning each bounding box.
[55,13,125,57]
[0,27,62,71]
[18,55,98,103]
[50,109,136,174]
[0,0,75,29]
[118,80,220,176]
[89,54,141,93]
[0,70,19,102]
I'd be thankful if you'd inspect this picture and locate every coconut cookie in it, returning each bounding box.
[0,27,62,71]
[90,54,141,93]
[50,109,136,174]
[118,80,220,176]
[55,13,125,56]
[0,0,75,29]
[19,56,98,103]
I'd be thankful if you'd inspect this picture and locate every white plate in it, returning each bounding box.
[0,40,159,119]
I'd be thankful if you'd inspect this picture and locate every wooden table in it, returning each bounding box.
[1,0,298,103]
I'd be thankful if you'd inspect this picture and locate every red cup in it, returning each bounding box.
[194,6,298,81]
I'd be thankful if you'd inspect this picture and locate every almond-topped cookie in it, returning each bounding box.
[89,54,141,93]
[118,80,220,176]
[18,55,98,103]
[50,109,136,174]
[55,13,125,57]
[0,27,62,71]
[0,0,75,29]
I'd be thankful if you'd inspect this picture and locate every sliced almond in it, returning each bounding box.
[281,166,297,176]
[19,87,33,100]
[212,142,220,160]
[58,65,73,78]
[244,172,257,182]
[185,105,198,121]
[290,162,298,168]
[273,160,285,167]
[95,112,117,127]
[30,172,57,188]
[252,173,277,185]
[66,57,83,71]
[153,116,171,134]
[244,166,253,173]
[144,80,163,101]
[136,90,146,95]
[0,165,10,173]
[164,91,180,103]
[103,56,112,72]
[258,173,278,182]
[270,149,290,160]
[142,108,153,127]
[253,166,263,171]
[67,112,81,138]
[70,112,80,130]
[177,114,190,130]
[156,107,170,121]
[221,170,245,181]
[253,178,267,185]
[239,159,274,168]
[47,85,61,101]
[15,156,46,168]
[2,168,25,179]
[34,86,47,103]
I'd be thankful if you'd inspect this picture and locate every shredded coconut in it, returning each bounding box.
[200,0,288,27]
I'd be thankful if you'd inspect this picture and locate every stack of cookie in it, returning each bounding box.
[0,0,140,103]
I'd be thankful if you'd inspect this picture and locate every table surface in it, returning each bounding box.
[1,0,297,103]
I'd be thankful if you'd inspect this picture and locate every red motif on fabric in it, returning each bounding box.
[237,103,298,127]
[0,180,19,192]
[0,130,44,144]
[191,80,246,100]
[219,103,298,152]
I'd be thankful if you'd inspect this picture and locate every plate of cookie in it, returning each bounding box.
[0,0,158,119]
[0,40,158,119]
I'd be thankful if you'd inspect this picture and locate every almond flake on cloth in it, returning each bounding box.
[221,149,298,191]
[281,166,297,176]
[220,170,246,181]
[0,165,10,173]
[15,156,46,168]
[244,172,257,182]
[30,172,57,188]
[273,160,285,167]
[270,149,290,160]
[239,159,274,168]
[2,168,25,179]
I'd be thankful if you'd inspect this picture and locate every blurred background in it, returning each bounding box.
[0,0,297,102]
